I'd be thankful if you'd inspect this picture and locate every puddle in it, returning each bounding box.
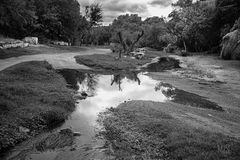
[145,57,180,72]
[155,82,224,111]
[3,70,223,160]
[3,70,170,160]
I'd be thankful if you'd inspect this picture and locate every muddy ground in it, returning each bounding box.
[1,47,240,160]
[76,52,240,159]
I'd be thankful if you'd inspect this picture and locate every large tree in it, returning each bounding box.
[167,0,213,52]
[0,0,37,38]
[0,0,102,45]
[111,14,144,54]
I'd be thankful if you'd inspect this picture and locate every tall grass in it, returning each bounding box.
[0,61,75,152]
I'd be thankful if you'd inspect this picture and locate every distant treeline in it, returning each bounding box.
[90,0,240,52]
[0,0,102,45]
[1,0,240,51]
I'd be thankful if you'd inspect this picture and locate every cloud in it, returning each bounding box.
[78,0,174,24]
[149,0,173,7]
[104,1,147,13]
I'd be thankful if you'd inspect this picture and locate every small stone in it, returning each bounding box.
[70,147,76,151]
[19,126,30,133]
[73,132,81,136]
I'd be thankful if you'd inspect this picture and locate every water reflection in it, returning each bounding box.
[155,82,223,111]
[54,70,169,160]
[73,72,169,124]
[15,70,223,160]
[111,72,140,91]
[57,70,170,125]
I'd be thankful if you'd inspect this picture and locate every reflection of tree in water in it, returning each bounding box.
[58,69,98,97]
[155,82,223,111]
[58,69,86,90]
[155,82,176,99]
[78,73,99,97]
[111,72,141,91]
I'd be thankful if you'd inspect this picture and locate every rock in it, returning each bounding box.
[81,91,88,97]
[73,132,81,136]
[220,29,240,60]
[0,40,28,49]
[23,37,38,45]
[51,41,69,46]
[59,128,73,135]
[130,50,145,60]
[19,126,30,133]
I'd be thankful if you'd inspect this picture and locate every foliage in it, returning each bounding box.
[110,14,144,53]
[140,17,168,50]
[167,0,214,52]
[85,26,111,45]
[85,3,103,27]
[0,0,37,38]
[0,0,103,45]
[165,0,240,52]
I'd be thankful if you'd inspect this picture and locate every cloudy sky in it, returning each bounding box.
[78,0,178,25]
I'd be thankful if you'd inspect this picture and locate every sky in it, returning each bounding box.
[78,0,178,25]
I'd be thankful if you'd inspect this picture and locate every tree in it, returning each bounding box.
[167,0,213,52]
[111,14,144,56]
[90,26,111,45]
[85,3,103,27]
[0,0,101,46]
[82,3,103,45]
[140,17,168,50]
[0,0,37,38]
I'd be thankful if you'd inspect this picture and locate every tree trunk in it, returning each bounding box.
[119,50,122,59]
[117,32,127,53]
[129,30,144,53]
[183,40,187,52]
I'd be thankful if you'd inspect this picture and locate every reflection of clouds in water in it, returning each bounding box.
[75,73,168,125]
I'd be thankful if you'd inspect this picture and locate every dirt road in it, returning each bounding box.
[0,47,110,71]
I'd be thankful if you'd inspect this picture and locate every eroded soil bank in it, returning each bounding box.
[0,61,75,155]
[98,101,240,159]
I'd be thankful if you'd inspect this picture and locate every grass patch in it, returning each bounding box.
[0,45,86,59]
[75,54,151,71]
[0,61,75,152]
[98,101,240,160]
[75,50,170,71]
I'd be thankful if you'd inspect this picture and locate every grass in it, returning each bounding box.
[0,61,75,152]
[0,45,87,59]
[75,50,168,71]
[75,53,151,71]
[98,101,240,160]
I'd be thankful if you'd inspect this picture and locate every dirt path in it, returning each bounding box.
[148,55,240,138]
[0,47,110,71]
